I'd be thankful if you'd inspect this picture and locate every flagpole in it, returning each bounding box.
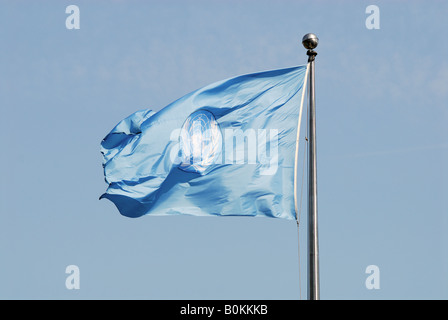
[302,33,320,300]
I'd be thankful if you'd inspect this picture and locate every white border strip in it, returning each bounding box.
[294,63,310,221]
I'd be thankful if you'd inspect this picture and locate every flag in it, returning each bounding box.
[100,65,308,220]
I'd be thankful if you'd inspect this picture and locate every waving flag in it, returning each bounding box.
[100,65,308,219]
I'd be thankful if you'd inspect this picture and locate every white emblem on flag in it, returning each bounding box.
[179,110,222,173]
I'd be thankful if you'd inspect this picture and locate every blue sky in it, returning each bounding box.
[0,0,447,299]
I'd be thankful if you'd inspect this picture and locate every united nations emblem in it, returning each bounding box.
[178,110,222,174]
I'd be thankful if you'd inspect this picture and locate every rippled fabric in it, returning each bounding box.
[100,65,307,219]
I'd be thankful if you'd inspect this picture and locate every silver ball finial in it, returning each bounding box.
[302,33,319,50]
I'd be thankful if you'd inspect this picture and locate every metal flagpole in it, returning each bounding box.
[302,33,320,300]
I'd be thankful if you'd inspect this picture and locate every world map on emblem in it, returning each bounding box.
[178,110,222,174]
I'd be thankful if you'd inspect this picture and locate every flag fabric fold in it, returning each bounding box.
[100,65,307,220]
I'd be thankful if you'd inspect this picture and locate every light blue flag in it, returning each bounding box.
[100,65,308,220]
